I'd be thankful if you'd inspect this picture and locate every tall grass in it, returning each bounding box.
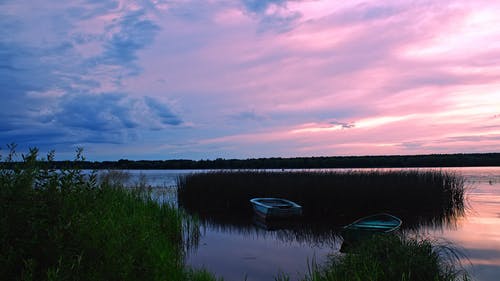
[177,170,466,227]
[291,235,470,281]
[0,145,219,281]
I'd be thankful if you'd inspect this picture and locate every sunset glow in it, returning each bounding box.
[1,0,499,160]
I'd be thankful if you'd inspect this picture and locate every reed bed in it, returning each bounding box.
[0,146,219,281]
[177,170,466,223]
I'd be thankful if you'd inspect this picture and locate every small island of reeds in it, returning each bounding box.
[177,169,466,227]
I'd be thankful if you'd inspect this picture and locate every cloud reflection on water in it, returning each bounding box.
[427,177,500,281]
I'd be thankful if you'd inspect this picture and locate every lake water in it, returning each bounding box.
[118,167,500,281]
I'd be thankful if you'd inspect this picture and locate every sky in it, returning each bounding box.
[1,0,500,160]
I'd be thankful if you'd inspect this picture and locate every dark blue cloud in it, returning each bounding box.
[0,92,131,147]
[1,129,68,147]
[0,43,61,94]
[240,0,302,32]
[100,11,160,74]
[241,0,289,13]
[143,96,182,126]
[0,1,178,149]
[0,120,18,132]
[0,41,73,140]
[0,92,184,147]
[54,93,138,131]
[74,94,179,140]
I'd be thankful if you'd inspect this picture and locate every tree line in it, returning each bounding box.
[6,153,500,170]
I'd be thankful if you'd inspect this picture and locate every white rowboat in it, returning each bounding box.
[250,198,302,219]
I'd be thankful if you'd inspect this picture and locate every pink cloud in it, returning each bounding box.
[136,1,500,156]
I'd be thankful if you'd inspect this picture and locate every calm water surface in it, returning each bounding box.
[121,167,500,281]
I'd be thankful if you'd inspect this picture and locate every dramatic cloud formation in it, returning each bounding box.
[1,0,499,160]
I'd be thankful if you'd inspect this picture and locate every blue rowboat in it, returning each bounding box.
[341,213,402,251]
[250,198,302,219]
[343,213,402,233]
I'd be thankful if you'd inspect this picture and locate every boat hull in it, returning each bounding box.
[340,213,402,252]
[250,198,302,220]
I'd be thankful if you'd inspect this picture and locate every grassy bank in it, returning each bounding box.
[0,147,219,281]
[177,170,466,226]
[283,235,470,281]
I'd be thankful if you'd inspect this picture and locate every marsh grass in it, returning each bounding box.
[98,169,132,187]
[292,235,470,281]
[0,145,218,281]
[177,170,466,226]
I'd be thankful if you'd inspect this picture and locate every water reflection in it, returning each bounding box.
[189,227,333,281]
[435,179,500,281]
[185,211,465,251]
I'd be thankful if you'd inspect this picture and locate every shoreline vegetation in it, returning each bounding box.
[1,147,220,281]
[3,150,500,170]
[2,146,471,281]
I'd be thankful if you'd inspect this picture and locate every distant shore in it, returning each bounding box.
[9,152,500,170]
